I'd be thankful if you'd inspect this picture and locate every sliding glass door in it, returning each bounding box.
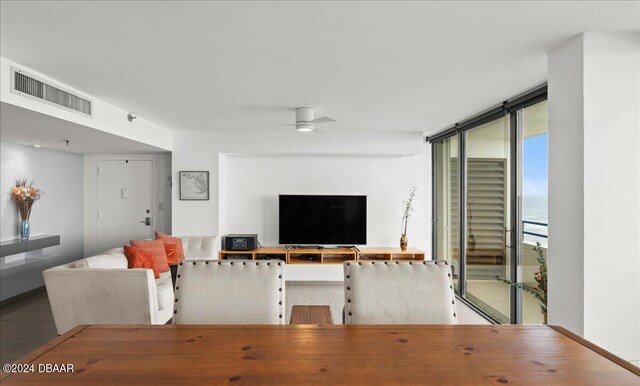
[464,116,512,323]
[521,100,548,324]
[432,89,547,324]
[433,136,460,292]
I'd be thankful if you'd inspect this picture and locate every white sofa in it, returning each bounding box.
[177,236,217,260]
[44,236,216,335]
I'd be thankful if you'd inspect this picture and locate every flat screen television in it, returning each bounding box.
[279,195,367,245]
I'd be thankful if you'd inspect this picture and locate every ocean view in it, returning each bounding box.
[522,194,548,246]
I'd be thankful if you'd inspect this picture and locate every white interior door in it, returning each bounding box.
[97,159,153,251]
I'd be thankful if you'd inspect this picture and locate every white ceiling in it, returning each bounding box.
[0,1,638,135]
[0,103,169,154]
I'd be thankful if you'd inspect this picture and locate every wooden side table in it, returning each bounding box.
[290,305,333,325]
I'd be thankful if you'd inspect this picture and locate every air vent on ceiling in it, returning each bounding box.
[11,67,92,117]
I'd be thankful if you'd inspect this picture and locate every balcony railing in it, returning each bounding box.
[522,220,548,239]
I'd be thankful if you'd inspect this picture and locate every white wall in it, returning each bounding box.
[172,130,431,280]
[225,154,427,250]
[547,34,585,336]
[172,131,428,237]
[0,142,84,301]
[548,32,640,362]
[0,57,173,151]
[83,153,172,257]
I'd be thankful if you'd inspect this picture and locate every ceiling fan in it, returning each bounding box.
[293,107,335,134]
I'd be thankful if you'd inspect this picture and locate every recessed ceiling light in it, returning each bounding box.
[33,144,41,148]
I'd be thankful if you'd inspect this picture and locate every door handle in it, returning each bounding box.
[140,217,152,226]
[504,228,512,248]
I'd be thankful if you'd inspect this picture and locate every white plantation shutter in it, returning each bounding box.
[466,159,507,266]
[451,158,507,269]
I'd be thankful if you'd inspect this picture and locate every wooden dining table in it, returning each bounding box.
[1,324,638,385]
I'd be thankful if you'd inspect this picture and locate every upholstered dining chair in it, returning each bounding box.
[343,260,457,325]
[173,260,285,324]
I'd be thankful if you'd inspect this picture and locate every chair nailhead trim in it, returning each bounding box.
[279,275,282,278]
[175,299,178,302]
[279,288,282,291]
[267,262,270,266]
[174,310,177,314]
[453,313,456,317]
[243,262,246,265]
[346,275,350,279]
[348,299,351,303]
[347,287,350,290]
[348,312,352,316]
[452,300,455,304]
[205,261,209,264]
[279,315,282,318]
[193,262,196,265]
[177,274,180,278]
[279,301,282,305]
[230,262,234,265]
[176,287,179,290]
[347,263,350,266]
[218,262,221,265]
[179,262,183,266]
[278,262,281,266]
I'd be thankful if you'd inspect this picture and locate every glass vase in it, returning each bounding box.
[400,234,408,251]
[20,219,30,240]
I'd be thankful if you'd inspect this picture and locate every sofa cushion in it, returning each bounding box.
[84,254,128,269]
[178,236,216,259]
[156,280,174,311]
[130,239,170,273]
[105,247,125,256]
[124,246,159,279]
[155,231,186,264]
[156,270,172,285]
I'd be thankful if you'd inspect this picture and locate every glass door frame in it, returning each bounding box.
[430,85,547,324]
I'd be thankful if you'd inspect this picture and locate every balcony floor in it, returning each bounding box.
[467,280,544,324]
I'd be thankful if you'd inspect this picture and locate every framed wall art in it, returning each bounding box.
[179,171,209,200]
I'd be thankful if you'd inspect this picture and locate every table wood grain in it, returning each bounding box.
[289,305,333,325]
[1,325,638,385]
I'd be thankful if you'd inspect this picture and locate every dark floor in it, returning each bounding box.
[0,289,57,364]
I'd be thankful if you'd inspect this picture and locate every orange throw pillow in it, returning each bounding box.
[123,245,159,279]
[130,239,170,273]
[155,231,186,263]
[163,243,179,265]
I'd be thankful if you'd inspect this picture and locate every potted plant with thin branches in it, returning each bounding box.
[400,186,417,251]
[495,242,547,323]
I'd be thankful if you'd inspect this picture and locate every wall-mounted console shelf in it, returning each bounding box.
[0,235,60,258]
[219,246,425,264]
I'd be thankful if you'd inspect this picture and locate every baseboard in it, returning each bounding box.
[0,285,45,307]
